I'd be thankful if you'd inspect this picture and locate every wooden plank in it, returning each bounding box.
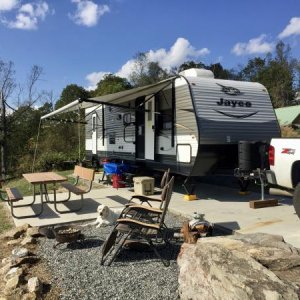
[249,199,278,209]
[61,182,85,195]
[23,172,67,184]
[74,166,95,182]
[6,187,23,201]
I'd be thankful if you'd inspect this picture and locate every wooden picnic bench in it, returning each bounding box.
[57,166,95,213]
[1,187,44,219]
[6,187,23,202]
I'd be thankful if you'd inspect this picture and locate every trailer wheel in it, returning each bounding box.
[293,183,300,219]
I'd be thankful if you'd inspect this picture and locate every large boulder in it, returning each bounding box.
[177,233,300,300]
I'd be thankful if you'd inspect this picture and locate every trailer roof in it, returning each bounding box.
[41,77,176,120]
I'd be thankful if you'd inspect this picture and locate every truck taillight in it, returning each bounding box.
[269,145,275,166]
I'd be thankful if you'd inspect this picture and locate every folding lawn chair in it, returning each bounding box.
[100,176,175,267]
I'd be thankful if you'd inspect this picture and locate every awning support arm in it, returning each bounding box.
[82,98,150,112]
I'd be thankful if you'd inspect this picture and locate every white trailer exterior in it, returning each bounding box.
[84,68,280,176]
[42,68,280,177]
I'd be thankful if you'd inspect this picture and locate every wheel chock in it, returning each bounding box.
[184,194,198,201]
[239,191,250,195]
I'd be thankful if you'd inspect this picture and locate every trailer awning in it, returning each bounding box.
[41,77,176,120]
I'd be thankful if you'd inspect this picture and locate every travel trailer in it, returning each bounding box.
[41,68,280,178]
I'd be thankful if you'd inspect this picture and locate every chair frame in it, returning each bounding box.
[100,176,175,267]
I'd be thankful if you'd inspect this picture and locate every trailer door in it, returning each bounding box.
[145,99,155,160]
[92,114,97,154]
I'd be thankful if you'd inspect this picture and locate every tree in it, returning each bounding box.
[129,52,169,87]
[55,84,90,109]
[239,41,299,108]
[238,57,266,82]
[0,60,15,179]
[176,60,206,73]
[92,74,131,97]
[207,63,237,80]
[176,60,236,79]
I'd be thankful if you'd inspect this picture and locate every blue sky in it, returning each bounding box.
[0,0,300,104]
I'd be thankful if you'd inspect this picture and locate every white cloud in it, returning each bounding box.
[85,71,109,90]
[1,1,50,30]
[0,0,18,11]
[116,59,136,79]
[232,34,274,56]
[70,0,110,27]
[117,37,210,78]
[148,37,209,70]
[86,38,210,87]
[278,17,300,38]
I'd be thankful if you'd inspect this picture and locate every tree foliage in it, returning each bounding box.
[129,52,169,87]
[176,60,237,80]
[55,84,90,109]
[238,41,299,108]
[92,74,132,97]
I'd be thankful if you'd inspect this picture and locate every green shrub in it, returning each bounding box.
[35,151,71,171]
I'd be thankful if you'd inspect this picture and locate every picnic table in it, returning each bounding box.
[23,172,67,215]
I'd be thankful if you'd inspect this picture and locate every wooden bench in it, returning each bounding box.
[5,187,23,202]
[58,166,95,213]
[2,187,43,219]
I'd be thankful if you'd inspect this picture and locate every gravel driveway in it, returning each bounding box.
[38,213,187,300]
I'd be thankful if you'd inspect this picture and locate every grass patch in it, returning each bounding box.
[0,202,13,234]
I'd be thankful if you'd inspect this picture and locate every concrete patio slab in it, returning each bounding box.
[7,179,300,248]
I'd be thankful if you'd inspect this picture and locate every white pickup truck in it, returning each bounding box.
[267,138,300,218]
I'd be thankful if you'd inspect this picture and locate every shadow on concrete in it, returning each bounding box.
[31,203,59,219]
[62,198,100,214]
[107,195,129,205]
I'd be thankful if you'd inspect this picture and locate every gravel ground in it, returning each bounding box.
[37,213,188,300]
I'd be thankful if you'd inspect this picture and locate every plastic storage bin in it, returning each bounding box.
[133,177,155,195]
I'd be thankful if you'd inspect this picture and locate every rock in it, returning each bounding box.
[26,227,41,238]
[4,224,31,240]
[0,296,8,300]
[1,257,11,266]
[11,256,39,268]
[4,275,20,294]
[4,267,23,282]
[27,277,42,293]
[21,237,36,246]
[0,264,11,275]
[178,233,300,300]
[21,293,37,300]
[7,239,21,246]
[12,247,29,258]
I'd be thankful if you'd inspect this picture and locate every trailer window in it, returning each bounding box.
[92,115,96,131]
[109,133,116,144]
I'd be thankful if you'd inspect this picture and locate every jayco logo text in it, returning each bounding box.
[216,98,252,108]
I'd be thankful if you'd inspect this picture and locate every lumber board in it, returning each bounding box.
[249,199,278,209]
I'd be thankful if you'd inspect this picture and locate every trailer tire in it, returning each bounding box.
[293,183,300,219]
